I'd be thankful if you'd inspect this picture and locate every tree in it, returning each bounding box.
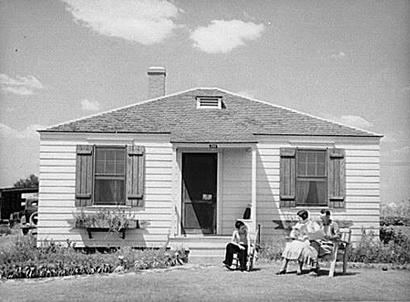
[13,174,39,188]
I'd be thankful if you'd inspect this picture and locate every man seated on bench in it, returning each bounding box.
[311,209,340,258]
[223,220,251,271]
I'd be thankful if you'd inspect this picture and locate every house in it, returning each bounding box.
[37,67,382,250]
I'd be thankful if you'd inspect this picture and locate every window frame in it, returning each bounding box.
[295,148,328,207]
[93,145,127,206]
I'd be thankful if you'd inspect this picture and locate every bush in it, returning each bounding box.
[381,200,410,226]
[0,236,186,279]
[349,229,410,264]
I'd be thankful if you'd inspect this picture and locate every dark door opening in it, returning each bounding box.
[182,153,217,234]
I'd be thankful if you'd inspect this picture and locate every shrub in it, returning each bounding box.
[0,235,186,279]
[349,229,410,264]
[381,200,410,226]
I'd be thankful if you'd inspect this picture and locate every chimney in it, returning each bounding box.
[147,66,166,99]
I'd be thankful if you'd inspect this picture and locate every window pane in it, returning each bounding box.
[95,148,125,175]
[296,179,327,205]
[94,179,125,205]
[297,150,326,176]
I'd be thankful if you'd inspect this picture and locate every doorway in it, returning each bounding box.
[182,153,217,234]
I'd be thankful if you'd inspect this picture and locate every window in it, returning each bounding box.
[296,150,327,206]
[75,145,145,207]
[280,147,345,208]
[94,147,126,205]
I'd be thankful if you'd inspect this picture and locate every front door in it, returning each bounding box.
[182,153,217,234]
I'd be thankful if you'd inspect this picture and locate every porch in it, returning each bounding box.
[170,143,258,238]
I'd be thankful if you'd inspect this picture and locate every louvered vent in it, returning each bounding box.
[196,96,223,109]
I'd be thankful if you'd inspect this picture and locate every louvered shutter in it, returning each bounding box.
[328,148,346,208]
[126,145,145,207]
[280,148,296,207]
[75,145,93,207]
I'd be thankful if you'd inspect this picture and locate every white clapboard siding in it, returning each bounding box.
[37,138,174,247]
[220,149,251,234]
[254,142,380,244]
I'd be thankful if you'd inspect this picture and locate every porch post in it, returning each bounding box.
[251,146,257,232]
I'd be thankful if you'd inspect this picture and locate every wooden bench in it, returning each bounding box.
[319,223,352,277]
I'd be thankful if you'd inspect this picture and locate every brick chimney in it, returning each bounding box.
[147,66,166,99]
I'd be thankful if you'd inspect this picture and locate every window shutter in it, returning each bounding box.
[328,148,346,208]
[75,145,93,207]
[280,148,296,207]
[126,145,145,207]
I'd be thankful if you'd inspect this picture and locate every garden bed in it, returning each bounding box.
[0,235,188,280]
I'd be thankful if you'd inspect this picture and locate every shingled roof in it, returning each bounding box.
[41,88,381,142]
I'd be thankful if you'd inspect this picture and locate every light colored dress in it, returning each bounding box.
[282,219,319,264]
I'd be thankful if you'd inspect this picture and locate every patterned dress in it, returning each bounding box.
[282,219,319,264]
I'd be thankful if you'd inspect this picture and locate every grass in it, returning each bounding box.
[1,263,409,302]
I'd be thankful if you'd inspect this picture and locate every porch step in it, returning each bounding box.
[168,236,229,263]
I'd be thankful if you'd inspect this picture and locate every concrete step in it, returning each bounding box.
[168,236,229,263]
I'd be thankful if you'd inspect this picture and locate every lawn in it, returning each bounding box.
[1,263,409,302]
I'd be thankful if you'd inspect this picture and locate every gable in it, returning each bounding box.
[41,88,381,142]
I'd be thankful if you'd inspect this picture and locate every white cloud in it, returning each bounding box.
[337,115,373,129]
[0,74,44,95]
[0,123,43,140]
[81,99,101,111]
[61,0,181,45]
[190,20,265,54]
[330,52,346,59]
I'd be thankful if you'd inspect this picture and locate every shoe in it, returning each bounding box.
[229,265,237,270]
[276,270,286,275]
[309,268,319,277]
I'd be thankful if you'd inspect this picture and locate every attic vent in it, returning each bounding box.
[196,96,223,109]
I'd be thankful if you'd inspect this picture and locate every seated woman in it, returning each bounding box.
[223,220,250,271]
[277,210,320,276]
[311,209,340,257]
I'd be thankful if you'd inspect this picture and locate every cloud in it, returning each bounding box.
[330,52,346,59]
[61,0,181,45]
[0,74,44,95]
[190,20,265,54]
[0,123,43,140]
[337,115,373,129]
[81,99,101,111]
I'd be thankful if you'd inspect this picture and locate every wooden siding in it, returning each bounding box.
[255,143,380,244]
[37,137,173,248]
[220,149,252,234]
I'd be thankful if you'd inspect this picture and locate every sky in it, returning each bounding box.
[0,0,409,204]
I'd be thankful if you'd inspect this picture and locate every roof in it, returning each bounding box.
[0,187,38,193]
[41,88,381,142]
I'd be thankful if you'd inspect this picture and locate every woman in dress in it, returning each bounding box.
[276,210,320,275]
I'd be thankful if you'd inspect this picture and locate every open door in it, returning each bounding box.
[182,153,217,234]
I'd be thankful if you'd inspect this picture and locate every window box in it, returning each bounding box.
[73,208,142,239]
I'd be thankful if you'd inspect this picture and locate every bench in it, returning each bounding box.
[319,222,352,277]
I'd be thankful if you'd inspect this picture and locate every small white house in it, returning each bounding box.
[37,67,382,248]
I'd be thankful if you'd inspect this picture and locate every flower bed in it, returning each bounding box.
[0,235,188,279]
